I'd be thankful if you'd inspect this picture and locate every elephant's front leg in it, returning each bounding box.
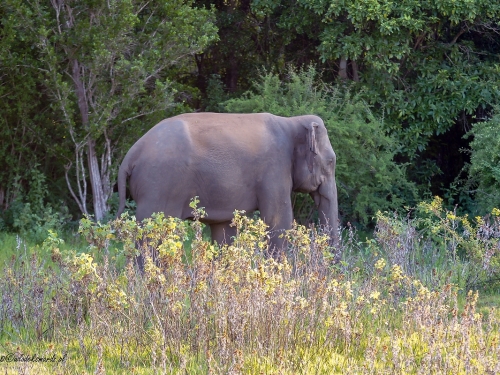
[210,221,237,246]
[258,194,294,257]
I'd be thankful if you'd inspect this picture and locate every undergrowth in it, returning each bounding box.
[0,198,499,374]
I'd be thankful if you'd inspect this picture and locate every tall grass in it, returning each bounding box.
[0,200,499,374]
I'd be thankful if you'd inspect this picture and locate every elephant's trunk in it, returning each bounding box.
[314,177,339,248]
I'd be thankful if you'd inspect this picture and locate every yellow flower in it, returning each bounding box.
[431,196,443,211]
[375,258,386,270]
[390,265,404,282]
[370,291,381,300]
[295,297,309,309]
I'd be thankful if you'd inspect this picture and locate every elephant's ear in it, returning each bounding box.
[304,122,319,172]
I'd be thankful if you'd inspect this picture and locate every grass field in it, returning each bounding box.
[0,201,499,374]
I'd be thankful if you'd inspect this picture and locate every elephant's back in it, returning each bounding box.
[141,118,191,149]
[136,112,272,153]
[176,113,277,157]
[128,111,291,179]
[129,112,295,171]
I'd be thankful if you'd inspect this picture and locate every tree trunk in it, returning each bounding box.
[229,56,238,92]
[351,60,360,82]
[339,57,348,80]
[87,138,107,221]
[71,59,108,221]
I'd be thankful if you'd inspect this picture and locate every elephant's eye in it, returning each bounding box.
[327,157,334,165]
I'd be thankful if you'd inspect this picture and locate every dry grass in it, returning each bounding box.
[0,203,499,374]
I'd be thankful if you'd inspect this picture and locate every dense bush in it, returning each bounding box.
[0,166,71,242]
[465,107,500,215]
[222,66,417,228]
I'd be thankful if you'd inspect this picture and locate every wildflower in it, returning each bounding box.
[325,317,334,327]
[172,301,183,314]
[430,196,443,211]
[417,285,430,299]
[334,302,349,317]
[390,264,404,282]
[195,280,207,292]
[328,279,339,289]
[375,258,386,271]
[370,291,381,300]
[342,281,354,298]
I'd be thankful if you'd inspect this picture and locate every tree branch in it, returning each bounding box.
[65,160,87,215]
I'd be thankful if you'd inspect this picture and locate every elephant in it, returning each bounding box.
[116,112,339,264]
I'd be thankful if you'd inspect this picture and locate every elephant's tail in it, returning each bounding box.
[116,160,130,218]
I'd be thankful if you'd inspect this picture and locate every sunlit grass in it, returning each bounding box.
[0,201,499,374]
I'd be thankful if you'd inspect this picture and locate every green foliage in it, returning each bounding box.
[384,49,500,155]
[254,0,500,155]
[1,0,219,219]
[0,0,499,230]
[0,166,71,242]
[224,66,416,227]
[195,0,287,98]
[0,1,64,210]
[203,74,234,112]
[466,107,500,214]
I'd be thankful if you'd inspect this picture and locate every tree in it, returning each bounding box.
[0,3,57,210]
[253,0,500,153]
[195,0,308,100]
[5,0,217,220]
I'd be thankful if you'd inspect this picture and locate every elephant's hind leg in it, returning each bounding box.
[210,221,236,246]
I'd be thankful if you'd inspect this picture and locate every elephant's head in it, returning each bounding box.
[292,117,339,246]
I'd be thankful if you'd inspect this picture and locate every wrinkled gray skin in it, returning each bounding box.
[117,113,338,266]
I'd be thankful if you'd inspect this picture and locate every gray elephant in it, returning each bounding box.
[117,112,338,262]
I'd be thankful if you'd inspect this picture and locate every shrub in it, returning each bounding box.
[466,107,500,214]
[1,166,71,242]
